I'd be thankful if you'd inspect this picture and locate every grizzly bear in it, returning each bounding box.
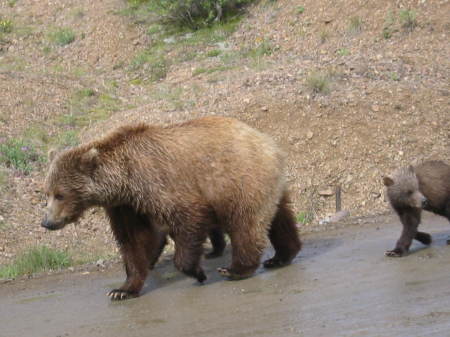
[383,160,450,257]
[41,116,301,300]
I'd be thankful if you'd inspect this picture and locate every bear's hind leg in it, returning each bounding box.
[263,191,301,268]
[148,231,168,270]
[172,226,207,283]
[218,224,264,280]
[205,228,226,259]
[385,208,421,257]
[107,206,157,300]
[415,231,432,245]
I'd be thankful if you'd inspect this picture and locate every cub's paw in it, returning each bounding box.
[384,248,405,257]
[263,257,290,268]
[107,289,138,301]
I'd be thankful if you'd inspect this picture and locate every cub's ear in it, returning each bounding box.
[383,176,394,187]
[80,148,99,174]
[47,148,58,163]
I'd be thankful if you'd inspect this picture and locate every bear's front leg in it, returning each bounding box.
[107,206,157,301]
[386,210,421,257]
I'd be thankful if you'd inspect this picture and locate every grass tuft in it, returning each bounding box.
[0,138,41,174]
[0,246,72,280]
[49,28,76,46]
[306,71,331,94]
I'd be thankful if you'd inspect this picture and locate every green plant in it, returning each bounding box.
[389,72,400,81]
[0,246,72,279]
[399,9,417,31]
[49,28,76,46]
[348,16,362,34]
[244,40,274,59]
[306,71,331,94]
[296,6,305,14]
[206,49,221,57]
[0,138,40,174]
[148,0,255,29]
[336,48,350,56]
[7,0,17,7]
[0,18,13,33]
[296,211,313,225]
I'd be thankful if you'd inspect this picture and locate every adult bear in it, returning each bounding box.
[41,116,302,300]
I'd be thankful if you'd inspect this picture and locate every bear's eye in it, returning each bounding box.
[54,194,64,201]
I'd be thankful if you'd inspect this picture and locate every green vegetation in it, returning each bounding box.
[243,40,274,59]
[389,72,400,81]
[399,9,417,31]
[382,11,396,39]
[206,49,221,57]
[0,138,41,174]
[132,0,255,30]
[0,246,72,280]
[60,89,120,128]
[348,16,362,34]
[0,18,13,33]
[296,6,305,15]
[49,27,76,46]
[306,71,331,94]
[296,211,313,225]
[130,46,169,82]
[336,48,350,56]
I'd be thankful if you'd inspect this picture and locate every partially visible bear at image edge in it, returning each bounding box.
[41,116,302,300]
[383,160,450,257]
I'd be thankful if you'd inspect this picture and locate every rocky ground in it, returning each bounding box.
[0,0,448,266]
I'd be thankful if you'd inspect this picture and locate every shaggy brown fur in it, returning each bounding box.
[383,160,450,257]
[42,116,301,300]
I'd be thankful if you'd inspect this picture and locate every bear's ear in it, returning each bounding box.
[47,148,58,163]
[383,176,394,187]
[80,148,99,175]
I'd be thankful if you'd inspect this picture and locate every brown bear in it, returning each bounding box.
[41,116,302,300]
[383,160,450,257]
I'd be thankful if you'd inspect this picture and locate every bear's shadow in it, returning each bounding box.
[140,237,342,296]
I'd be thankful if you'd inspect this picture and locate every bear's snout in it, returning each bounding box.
[41,216,63,230]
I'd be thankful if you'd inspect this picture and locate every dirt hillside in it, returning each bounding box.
[0,0,448,265]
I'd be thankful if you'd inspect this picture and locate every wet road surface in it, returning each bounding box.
[1,214,450,337]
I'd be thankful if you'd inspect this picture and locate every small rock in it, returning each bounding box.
[371,104,379,112]
[261,106,268,111]
[306,131,314,140]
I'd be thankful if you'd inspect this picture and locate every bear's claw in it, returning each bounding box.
[108,289,137,301]
[384,249,404,257]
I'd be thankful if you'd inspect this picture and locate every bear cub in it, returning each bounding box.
[383,160,450,257]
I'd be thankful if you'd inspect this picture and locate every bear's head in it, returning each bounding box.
[41,147,99,230]
[383,165,428,210]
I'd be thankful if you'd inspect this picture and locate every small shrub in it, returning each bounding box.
[306,71,331,94]
[149,0,255,29]
[399,9,417,31]
[0,138,40,174]
[0,18,13,33]
[0,246,72,279]
[390,72,400,81]
[49,28,76,46]
[348,16,362,34]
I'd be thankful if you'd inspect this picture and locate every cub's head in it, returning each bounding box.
[383,165,427,210]
[41,147,99,230]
